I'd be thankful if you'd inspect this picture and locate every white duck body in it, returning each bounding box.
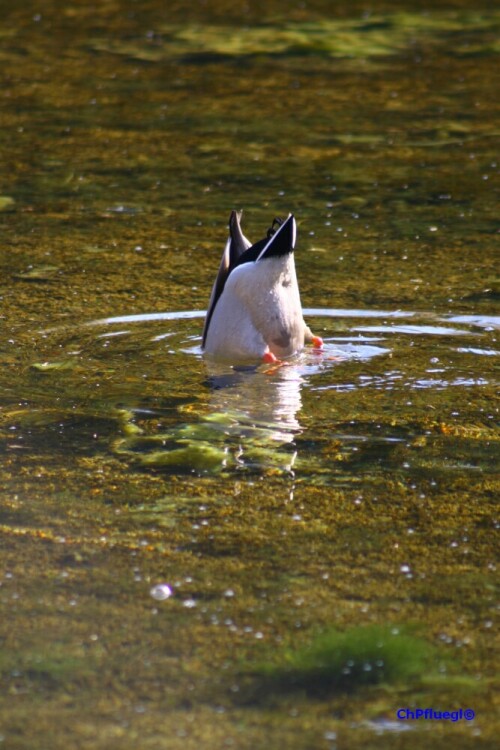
[202,212,315,361]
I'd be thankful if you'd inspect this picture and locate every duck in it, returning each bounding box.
[202,211,323,362]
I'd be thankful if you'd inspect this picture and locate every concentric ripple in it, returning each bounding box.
[1,308,498,481]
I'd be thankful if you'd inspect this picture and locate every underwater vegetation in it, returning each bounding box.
[254,624,435,696]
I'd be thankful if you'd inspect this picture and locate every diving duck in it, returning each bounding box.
[202,211,323,362]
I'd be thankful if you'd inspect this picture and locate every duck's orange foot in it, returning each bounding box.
[262,351,279,364]
[311,335,324,349]
[262,350,290,373]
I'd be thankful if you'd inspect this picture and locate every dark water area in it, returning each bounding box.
[0,1,498,748]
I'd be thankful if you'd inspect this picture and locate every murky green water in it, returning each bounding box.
[1,1,498,748]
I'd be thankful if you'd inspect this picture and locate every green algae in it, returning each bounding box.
[0,643,99,690]
[113,404,301,475]
[90,11,500,64]
[0,195,15,212]
[254,624,436,694]
[30,359,78,372]
[13,265,61,281]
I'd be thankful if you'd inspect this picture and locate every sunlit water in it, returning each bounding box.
[8,306,495,484]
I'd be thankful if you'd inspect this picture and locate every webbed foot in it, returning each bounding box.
[311,335,324,349]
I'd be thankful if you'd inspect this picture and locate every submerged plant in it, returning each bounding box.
[259,624,434,694]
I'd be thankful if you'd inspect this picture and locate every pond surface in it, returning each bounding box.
[0,1,498,748]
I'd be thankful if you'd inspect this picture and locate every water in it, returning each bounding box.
[19,306,497,482]
[0,2,498,749]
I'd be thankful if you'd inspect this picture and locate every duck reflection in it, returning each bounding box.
[113,362,305,475]
[205,361,304,444]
